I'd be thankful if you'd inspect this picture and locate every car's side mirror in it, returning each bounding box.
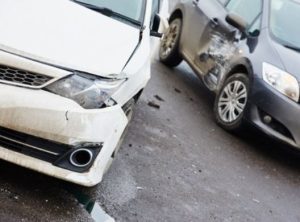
[150,14,163,38]
[225,13,248,33]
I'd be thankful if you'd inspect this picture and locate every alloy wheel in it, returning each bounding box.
[160,19,181,59]
[217,80,248,123]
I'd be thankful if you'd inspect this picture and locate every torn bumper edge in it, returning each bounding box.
[0,84,128,186]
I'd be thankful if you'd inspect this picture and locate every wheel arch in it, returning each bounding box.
[169,9,183,21]
[217,58,254,93]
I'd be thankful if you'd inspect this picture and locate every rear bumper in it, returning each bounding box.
[0,84,128,186]
[247,77,300,149]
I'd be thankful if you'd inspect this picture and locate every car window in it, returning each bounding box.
[150,0,160,27]
[226,0,262,26]
[152,0,160,15]
[270,0,300,49]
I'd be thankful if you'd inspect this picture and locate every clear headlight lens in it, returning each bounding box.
[45,73,125,109]
[263,63,299,102]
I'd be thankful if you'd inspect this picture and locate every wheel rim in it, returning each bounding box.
[160,19,181,59]
[218,80,248,123]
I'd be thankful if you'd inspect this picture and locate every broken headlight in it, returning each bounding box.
[263,63,299,102]
[45,73,126,109]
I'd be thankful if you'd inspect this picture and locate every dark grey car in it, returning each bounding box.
[159,0,300,149]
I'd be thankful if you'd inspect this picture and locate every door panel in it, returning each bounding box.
[194,0,262,90]
[180,1,207,61]
[181,0,227,63]
[191,0,229,75]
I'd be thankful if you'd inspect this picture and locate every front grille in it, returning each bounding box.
[0,64,53,87]
[0,126,70,163]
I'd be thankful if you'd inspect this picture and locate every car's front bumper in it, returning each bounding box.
[247,77,300,149]
[0,84,128,187]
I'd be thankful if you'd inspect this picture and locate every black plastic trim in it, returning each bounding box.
[0,126,103,173]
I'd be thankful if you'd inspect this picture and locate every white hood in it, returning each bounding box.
[0,0,140,77]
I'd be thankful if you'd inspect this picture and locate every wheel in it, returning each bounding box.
[214,73,249,131]
[159,17,183,67]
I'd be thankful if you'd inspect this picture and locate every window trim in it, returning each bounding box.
[248,12,263,36]
[218,0,230,6]
[150,0,160,28]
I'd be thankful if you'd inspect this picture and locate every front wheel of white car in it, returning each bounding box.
[159,17,183,67]
[214,73,250,131]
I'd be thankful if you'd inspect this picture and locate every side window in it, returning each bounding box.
[226,0,262,26]
[150,0,160,26]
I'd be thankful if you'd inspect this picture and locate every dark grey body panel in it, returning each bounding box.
[170,0,300,149]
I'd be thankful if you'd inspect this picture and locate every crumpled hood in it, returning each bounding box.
[273,41,300,81]
[0,0,140,77]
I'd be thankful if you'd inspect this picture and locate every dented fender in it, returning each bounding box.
[0,84,129,186]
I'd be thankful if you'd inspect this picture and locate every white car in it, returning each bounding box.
[0,0,168,187]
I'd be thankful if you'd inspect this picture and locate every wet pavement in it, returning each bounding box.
[1,1,300,221]
[97,61,300,222]
[0,160,93,221]
[2,59,300,221]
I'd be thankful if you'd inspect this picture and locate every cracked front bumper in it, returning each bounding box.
[0,84,128,186]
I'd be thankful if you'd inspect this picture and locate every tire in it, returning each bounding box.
[159,17,183,67]
[214,73,250,132]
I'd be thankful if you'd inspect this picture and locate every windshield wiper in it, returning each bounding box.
[71,0,141,27]
[283,44,300,52]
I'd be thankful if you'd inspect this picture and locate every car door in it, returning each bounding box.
[181,0,227,68]
[194,0,262,90]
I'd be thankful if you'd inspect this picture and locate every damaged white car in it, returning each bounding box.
[0,0,168,186]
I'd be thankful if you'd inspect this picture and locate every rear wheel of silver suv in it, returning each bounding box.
[214,73,249,131]
[159,17,183,67]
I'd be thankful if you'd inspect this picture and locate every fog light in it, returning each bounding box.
[69,148,93,168]
[54,142,103,173]
[263,115,272,124]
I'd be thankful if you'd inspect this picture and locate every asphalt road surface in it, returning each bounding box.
[97,60,300,222]
[1,1,300,221]
[1,58,300,222]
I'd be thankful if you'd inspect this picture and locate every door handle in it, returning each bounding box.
[193,0,199,6]
[210,18,219,28]
[211,18,219,25]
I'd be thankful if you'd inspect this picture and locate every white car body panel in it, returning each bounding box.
[0,85,128,186]
[0,0,139,77]
[0,0,169,186]
[0,50,71,88]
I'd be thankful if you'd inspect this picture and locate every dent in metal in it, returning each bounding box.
[199,31,239,91]
[65,111,69,121]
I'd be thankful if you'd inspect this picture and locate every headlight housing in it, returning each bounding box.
[45,73,126,109]
[262,63,299,102]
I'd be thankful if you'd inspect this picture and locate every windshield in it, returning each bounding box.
[270,0,300,49]
[73,0,146,25]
